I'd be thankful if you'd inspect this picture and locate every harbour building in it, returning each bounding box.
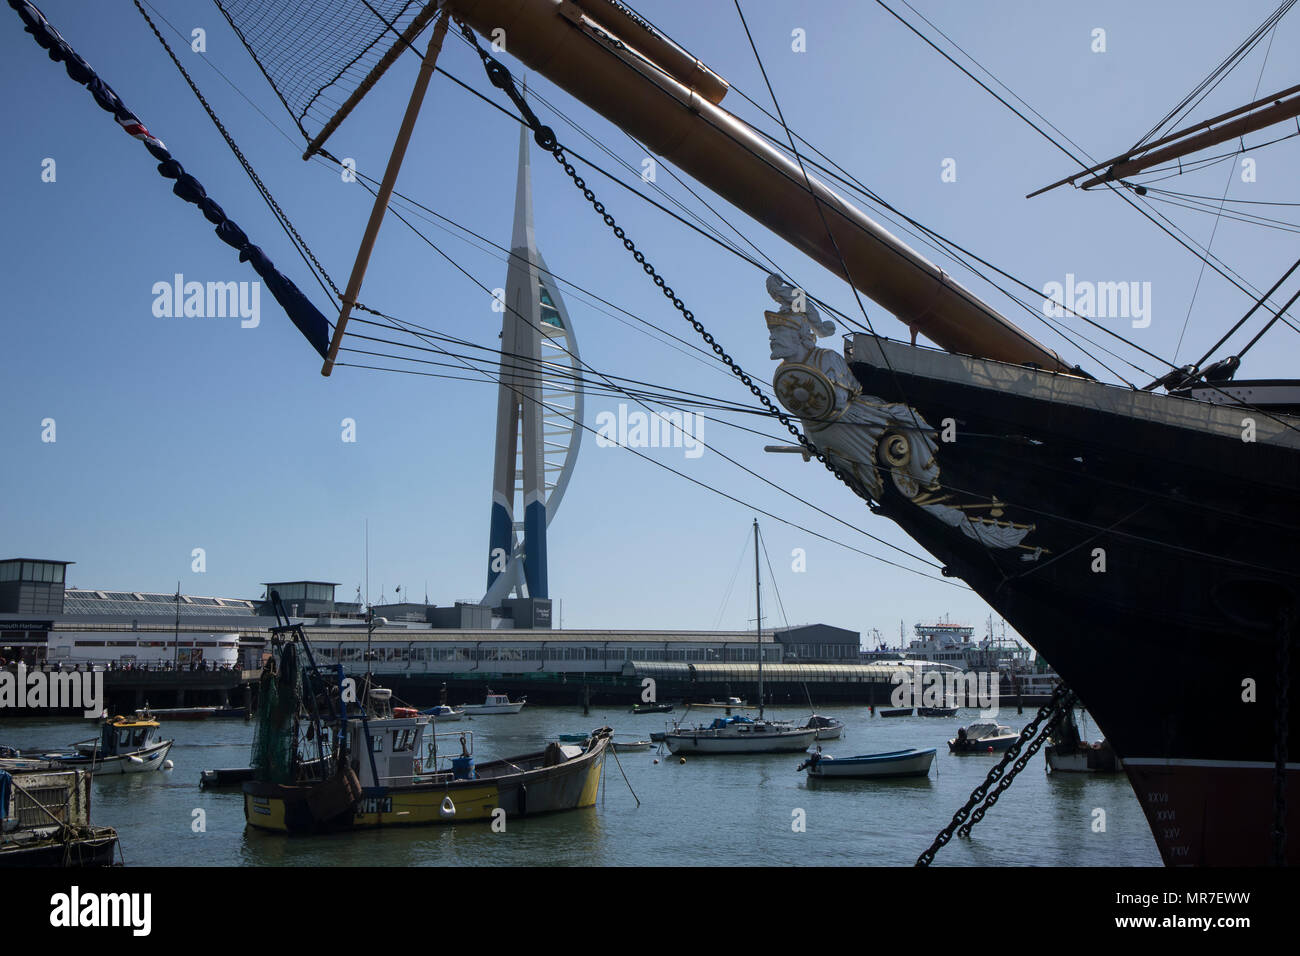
[0,565,930,707]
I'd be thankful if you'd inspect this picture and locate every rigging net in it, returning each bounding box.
[249,643,301,784]
[212,0,435,149]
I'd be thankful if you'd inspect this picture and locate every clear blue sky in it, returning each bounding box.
[2,1,1296,642]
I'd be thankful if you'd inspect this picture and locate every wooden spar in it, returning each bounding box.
[443,0,1070,373]
[568,0,729,105]
[1076,90,1300,190]
[303,2,445,161]
[321,12,449,378]
[1029,82,1300,198]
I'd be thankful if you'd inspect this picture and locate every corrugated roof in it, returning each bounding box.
[62,590,257,617]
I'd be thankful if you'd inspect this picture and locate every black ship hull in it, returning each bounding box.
[845,335,1299,865]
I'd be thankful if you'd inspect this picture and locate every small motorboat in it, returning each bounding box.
[690,697,748,710]
[798,747,936,779]
[631,702,674,714]
[612,739,653,752]
[419,704,466,721]
[18,715,173,774]
[918,706,958,718]
[878,707,913,718]
[459,692,526,715]
[949,722,1019,753]
[200,767,255,789]
[800,714,845,740]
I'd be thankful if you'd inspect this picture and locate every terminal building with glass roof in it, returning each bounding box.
[0,559,891,682]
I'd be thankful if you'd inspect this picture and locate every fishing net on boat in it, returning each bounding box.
[211,0,439,154]
[249,642,301,783]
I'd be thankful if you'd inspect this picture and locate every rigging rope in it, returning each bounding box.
[452,21,881,501]
[873,0,1300,374]
[7,0,333,359]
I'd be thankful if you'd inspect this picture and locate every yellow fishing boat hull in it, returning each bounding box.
[244,733,608,833]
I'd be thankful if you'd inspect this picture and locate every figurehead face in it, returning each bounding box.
[764,273,835,361]
[766,313,813,360]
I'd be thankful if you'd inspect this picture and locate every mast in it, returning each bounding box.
[754,518,763,720]
[444,0,1069,372]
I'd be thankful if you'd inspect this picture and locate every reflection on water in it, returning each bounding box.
[0,705,1160,866]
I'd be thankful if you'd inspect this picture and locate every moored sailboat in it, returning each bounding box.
[664,521,818,755]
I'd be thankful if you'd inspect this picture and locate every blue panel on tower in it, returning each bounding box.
[523,499,548,598]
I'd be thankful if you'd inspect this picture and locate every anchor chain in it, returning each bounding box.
[915,682,1075,867]
[454,21,868,501]
[957,688,1077,838]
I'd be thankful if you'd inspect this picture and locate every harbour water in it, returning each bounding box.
[3,705,1160,866]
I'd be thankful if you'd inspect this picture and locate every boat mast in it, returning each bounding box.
[754,519,763,720]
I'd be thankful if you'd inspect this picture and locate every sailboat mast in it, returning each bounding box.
[754,519,762,720]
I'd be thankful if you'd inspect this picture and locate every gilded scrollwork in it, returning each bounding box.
[764,274,1036,554]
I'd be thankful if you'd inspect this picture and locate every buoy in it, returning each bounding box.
[162,759,174,770]
[678,757,686,765]
[987,745,994,753]
[653,758,659,765]
[439,795,456,819]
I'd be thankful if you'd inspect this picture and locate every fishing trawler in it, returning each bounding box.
[8,0,1296,865]
[241,595,609,833]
